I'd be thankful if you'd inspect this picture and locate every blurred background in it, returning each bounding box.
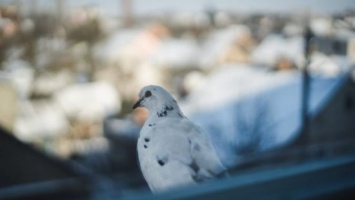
[1,0,355,199]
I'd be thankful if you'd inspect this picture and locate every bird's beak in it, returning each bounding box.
[133,98,143,109]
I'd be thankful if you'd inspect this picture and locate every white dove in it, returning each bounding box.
[133,85,227,193]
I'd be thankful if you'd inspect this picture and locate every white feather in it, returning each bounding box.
[135,85,227,193]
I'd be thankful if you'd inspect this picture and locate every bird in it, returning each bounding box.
[133,85,228,193]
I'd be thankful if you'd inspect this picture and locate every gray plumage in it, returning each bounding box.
[133,85,227,193]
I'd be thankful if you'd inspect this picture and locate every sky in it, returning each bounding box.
[1,0,355,16]
[133,0,355,14]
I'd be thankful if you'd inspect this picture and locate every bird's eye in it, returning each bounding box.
[145,91,152,98]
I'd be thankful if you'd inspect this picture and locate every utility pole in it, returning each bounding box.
[30,0,37,15]
[121,0,133,27]
[301,26,314,146]
[56,0,66,22]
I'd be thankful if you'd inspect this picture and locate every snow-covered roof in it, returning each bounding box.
[0,59,34,100]
[251,34,304,67]
[54,81,121,121]
[149,38,200,68]
[94,29,142,62]
[181,66,294,115]
[183,66,347,167]
[96,25,169,64]
[14,100,69,142]
[199,25,252,68]
[308,52,353,76]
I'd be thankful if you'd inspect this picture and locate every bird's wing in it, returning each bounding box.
[139,117,227,192]
[158,118,227,181]
[138,119,197,192]
[182,119,228,181]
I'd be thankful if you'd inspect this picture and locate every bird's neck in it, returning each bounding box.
[147,103,184,122]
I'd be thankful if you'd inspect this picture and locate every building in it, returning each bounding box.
[0,127,90,199]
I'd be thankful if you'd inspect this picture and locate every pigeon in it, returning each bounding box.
[133,85,228,193]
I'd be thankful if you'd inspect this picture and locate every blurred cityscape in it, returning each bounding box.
[1,0,355,199]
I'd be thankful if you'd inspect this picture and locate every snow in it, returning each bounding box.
[183,66,346,167]
[251,34,304,68]
[200,25,251,68]
[32,70,73,96]
[310,17,333,36]
[0,59,34,99]
[308,53,354,76]
[14,100,69,141]
[149,38,200,68]
[181,66,295,115]
[54,81,121,121]
[94,29,141,62]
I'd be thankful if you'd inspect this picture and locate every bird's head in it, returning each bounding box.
[133,85,182,117]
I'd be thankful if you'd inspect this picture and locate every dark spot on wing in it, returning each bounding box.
[144,145,147,149]
[148,123,155,127]
[157,156,168,166]
[144,138,150,142]
[193,143,201,152]
[191,160,213,183]
[157,160,165,166]
[157,110,167,117]
[157,105,174,117]
[165,105,174,111]
[190,160,199,173]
